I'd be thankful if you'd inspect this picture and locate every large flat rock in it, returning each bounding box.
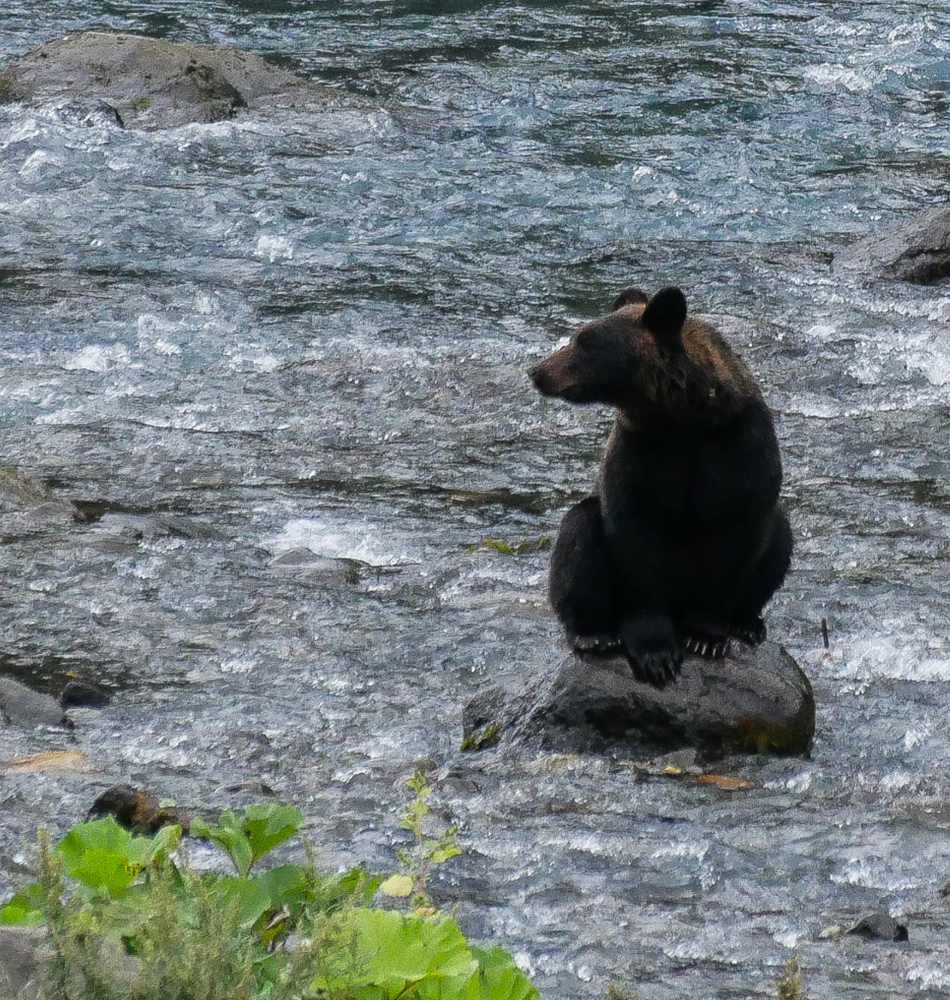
[464,641,814,757]
[0,31,343,128]
[836,205,950,283]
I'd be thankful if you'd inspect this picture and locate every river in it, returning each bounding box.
[1,3,950,997]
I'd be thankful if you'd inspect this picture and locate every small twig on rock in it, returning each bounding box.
[820,617,829,650]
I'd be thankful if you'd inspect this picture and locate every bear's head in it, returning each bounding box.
[529,286,689,411]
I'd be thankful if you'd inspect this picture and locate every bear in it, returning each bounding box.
[528,285,792,688]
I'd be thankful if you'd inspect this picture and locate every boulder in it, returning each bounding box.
[464,641,814,757]
[87,784,189,833]
[0,676,109,727]
[0,678,67,728]
[847,913,909,942]
[0,31,343,129]
[836,205,950,283]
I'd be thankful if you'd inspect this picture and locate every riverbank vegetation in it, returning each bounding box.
[0,775,537,1000]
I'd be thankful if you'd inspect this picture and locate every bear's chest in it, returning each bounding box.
[596,424,748,531]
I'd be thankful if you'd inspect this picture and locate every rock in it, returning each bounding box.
[0,925,48,1000]
[463,641,814,757]
[267,549,364,583]
[0,675,109,727]
[53,97,126,128]
[59,680,110,709]
[0,31,344,129]
[214,780,276,797]
[836,205,950,283]
[847,913,909,942]
[0,678,67,727]
[87,784,190,833]
[2,750,90,773]
[97,512,228,542]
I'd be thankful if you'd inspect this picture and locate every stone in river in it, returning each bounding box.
[0,31,349,129]
[463,641,814,757]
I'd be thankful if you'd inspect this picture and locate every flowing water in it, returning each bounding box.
[1,2,950,996]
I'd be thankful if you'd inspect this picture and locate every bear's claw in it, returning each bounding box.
[629,647,682,688]
[683,634,730,659]
[571,632,624,655]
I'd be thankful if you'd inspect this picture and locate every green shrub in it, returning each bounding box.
[1,798,538,1000]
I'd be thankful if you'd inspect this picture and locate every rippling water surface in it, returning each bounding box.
[2,3,950,997]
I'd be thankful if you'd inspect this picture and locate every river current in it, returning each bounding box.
[1,2,950,997]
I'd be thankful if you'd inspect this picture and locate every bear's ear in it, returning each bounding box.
[610,287,649,312]
[641,286,687,343]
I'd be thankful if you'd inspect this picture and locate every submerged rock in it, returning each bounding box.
[848,913,909,942]
[0,31,345,129]
[836,205,950,283]
[464,641,814,757]
[0,676,109,727]
[0,677,67,727]
[59,680,111,709]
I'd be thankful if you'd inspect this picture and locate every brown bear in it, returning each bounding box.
[529,285,792,687]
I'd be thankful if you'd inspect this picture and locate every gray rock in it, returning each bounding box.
[464,641,814,757]
[0,678,67,728]
[0,926,144,999]
[267,548,364,583]
[848,913,909,942]
[98,512,228,542]
[836,205,950,283]
[0,31,345,129]
[0,925,48,1000]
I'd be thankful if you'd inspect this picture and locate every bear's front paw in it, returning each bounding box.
[730,617,766,647]
[629,646,682,688]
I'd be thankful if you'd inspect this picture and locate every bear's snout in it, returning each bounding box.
[529,347,574,398]
[528,361,551,394]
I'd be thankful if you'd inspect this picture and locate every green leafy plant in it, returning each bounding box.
[190,803,304,877]
[379,770,461,912]
[0,797,536,1000]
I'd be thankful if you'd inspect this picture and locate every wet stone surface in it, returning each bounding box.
[836,205,950,283]
[0,31,347,129]
[464,642,815,757]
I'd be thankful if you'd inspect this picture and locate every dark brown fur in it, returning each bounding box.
[530,285,791,687]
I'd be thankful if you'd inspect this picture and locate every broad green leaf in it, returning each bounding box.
[0,882,44,926]
[313,910,476,997]
[465,946,539,1000]
[242,804,304,866]
[192,804,302,875]
[206,876,271,927]
[145,822,183,862]
[188,815,212,839]
[252,864,308,909]
[56,818,155,895]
